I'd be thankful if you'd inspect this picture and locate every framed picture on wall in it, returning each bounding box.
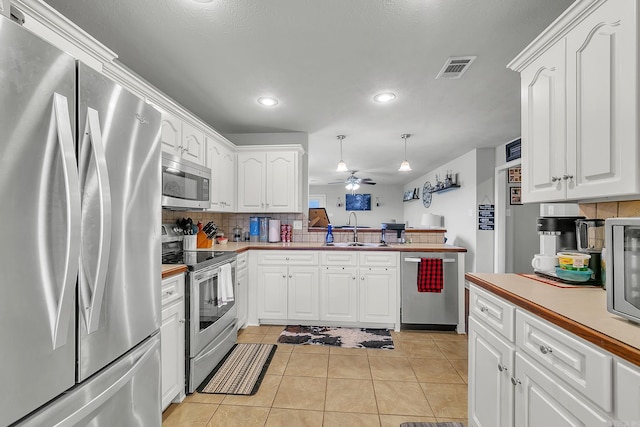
[510,187,522,205]
[508,166,521,183]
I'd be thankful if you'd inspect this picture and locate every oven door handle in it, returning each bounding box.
[195,266,220,282]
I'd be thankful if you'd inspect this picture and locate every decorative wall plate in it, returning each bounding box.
[422,181,433,208]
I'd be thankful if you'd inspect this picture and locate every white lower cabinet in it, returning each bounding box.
[514,353,610,427]
[468,284,618,427]
[468,316,515,427]
[358,267,397,324]
[615,359,640,424]
[161,273,185,411]
[236,253,248,329]
[287,267,320,321]
[319,267,358,323]
[254,250,398,328]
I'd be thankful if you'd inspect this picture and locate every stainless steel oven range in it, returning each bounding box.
[162,224,237,393]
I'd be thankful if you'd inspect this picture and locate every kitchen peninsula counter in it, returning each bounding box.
[466,273,640,366]
[161,264,187,279]
[191,241,466,253]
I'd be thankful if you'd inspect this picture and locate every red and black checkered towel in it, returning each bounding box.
[417,258,443,293]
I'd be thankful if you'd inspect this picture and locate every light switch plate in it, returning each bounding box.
[293,220,302,230]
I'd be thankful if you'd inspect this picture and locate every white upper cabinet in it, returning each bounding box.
[206,134,236,211]
[510,0,639,203]
[160,111,206,166]
[180,122,206,166]
[237,148,302,213]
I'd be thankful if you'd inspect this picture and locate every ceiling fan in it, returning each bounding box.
[329,171,376,190]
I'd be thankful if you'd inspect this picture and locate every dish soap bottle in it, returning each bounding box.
[325,224,334,244]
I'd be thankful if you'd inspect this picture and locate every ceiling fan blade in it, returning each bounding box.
[328,181,347,185]
[362,181,376,185]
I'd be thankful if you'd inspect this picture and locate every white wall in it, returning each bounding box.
[404,148,495,273]
[309,184,404,227]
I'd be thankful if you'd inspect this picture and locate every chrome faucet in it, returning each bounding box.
[347,211,358,243]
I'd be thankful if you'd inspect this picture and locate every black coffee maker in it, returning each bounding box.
[537,216,584,256]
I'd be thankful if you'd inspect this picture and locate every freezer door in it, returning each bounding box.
[0,17,78,426]
[17,334,161,427]
[77,63,162,381]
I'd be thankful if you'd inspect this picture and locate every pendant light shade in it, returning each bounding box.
[336,135,349,172]
[398,134,412,172]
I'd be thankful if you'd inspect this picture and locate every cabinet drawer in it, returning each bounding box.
[516,310,612,411]
[469,284,515,342]
[258,250,318,265]
[161,273,184,307]
[236,252,248,270]
[321,251,357,266]
[358,251,397,267]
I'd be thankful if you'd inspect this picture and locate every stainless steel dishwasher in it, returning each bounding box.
[401,252,458,329]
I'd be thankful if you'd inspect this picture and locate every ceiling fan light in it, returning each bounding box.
[345,182,360,191]
[398,161,412,172]
[336,160,349,172]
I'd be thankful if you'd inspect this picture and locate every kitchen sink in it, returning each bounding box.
[323,242,388,247]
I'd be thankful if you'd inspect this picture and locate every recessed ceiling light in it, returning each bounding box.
[373,92,396,103]
[257,97,278,107]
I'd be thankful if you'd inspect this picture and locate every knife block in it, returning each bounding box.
[197,231,212,248]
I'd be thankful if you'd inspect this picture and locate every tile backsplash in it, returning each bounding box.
[579,200,640,219]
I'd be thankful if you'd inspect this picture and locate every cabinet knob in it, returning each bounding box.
[282,275,286,278]
[510,377,521,386]
[498,364,508,372]
[352,276,356,280]
[479,306,489,313]
[289,275,292,278]
[361,277,364,280]
[539,345,553,354]
[551,176,561,182]
[179,319,185,324]
[562,174,573,181]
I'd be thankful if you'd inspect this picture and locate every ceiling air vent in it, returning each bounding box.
[436,56,477,79]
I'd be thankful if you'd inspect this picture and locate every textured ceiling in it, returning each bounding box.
[43,0,575,185]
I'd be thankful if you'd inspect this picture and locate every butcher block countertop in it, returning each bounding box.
[466,273,640,366]
[161,264,187,279]
[195,241,466,253]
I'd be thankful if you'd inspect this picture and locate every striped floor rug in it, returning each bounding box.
[197,343,277,395]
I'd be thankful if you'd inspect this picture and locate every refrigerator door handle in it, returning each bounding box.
[78,107,112,334]
[47,93,81,350]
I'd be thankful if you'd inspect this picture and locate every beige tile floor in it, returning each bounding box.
[162,326,468,427]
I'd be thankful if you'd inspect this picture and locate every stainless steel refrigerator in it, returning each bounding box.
[0,14,162,426]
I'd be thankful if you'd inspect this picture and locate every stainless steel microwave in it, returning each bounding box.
[161,152,211,210]
[606,217,640,324]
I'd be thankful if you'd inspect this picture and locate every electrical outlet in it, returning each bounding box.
[293,220,302,230]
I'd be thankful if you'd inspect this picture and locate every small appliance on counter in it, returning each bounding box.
[233,225,243,242]
[605,218,640,323]
[268,219,281,242]
[381,223,406,244]
[576,218,605,283]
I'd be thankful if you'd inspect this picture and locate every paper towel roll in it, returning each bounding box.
[421,213,443,228]
[268,219,281,242]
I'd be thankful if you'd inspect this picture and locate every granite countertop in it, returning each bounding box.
[466,273,640,366]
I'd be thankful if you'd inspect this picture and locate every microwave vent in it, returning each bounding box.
[436,56,477,79]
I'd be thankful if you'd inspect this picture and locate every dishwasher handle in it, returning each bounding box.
[404,257,455,263]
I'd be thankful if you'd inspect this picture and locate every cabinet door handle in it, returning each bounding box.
[539,345,553,354]
[498,364,508,372]
[511,377,521,386]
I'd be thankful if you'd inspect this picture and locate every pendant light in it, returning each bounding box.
[335,135,349,172]
[398,134,412,172]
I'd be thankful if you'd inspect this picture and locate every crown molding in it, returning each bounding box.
[507,0,608,72]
